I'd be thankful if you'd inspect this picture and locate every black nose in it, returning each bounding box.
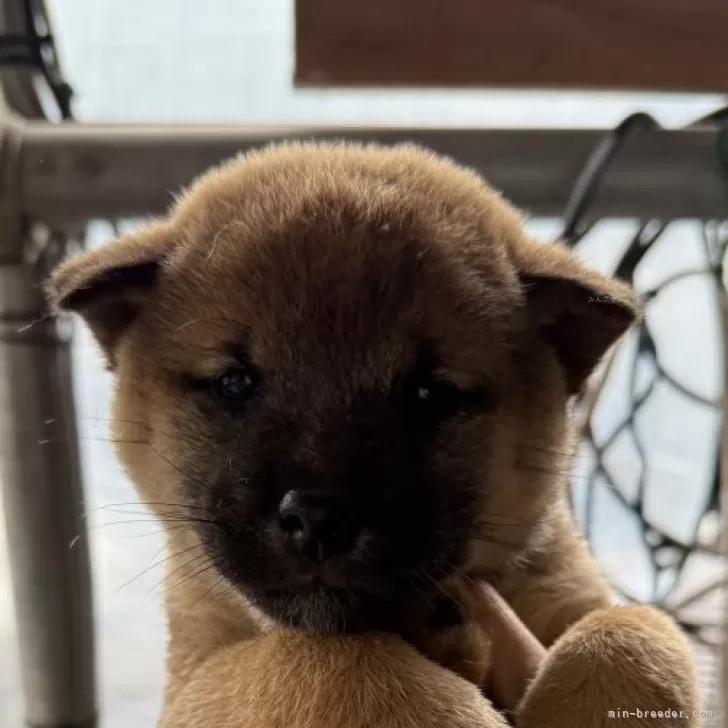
[277,489,357,563]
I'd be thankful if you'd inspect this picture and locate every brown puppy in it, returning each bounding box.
[48,142,699,727]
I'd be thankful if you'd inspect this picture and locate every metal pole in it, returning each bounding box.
[13,120,727,224]
[720,285,728,726]
[0,123,96,726]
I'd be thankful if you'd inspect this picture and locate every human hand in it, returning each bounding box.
[469,582,547,714]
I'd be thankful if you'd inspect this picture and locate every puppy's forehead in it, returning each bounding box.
[149,144,523,380]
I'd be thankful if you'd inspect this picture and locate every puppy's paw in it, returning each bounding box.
[516,605,700,727]
[161,631,508,728]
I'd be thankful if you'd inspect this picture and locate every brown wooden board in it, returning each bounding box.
[295,0,728,93]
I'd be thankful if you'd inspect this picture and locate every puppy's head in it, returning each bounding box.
[48,143,637,634]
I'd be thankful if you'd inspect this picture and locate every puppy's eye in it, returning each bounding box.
[415,382,443,403]
[406,376,467,423]
[210,368,258,407]
[403,373,494,426]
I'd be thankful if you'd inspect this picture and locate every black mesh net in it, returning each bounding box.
[561,115,728,717]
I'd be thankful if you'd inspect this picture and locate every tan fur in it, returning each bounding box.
[48,142,698,727]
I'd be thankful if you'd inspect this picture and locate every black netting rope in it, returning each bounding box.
[562,110,728,655]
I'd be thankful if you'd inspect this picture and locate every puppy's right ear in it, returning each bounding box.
[46,223,175,366]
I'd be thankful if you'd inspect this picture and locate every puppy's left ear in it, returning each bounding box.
[511,237,640,394]
[46,223,176,366]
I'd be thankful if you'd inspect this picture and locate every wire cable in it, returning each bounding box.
[560,112,660,244]
[0,0,74,119]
